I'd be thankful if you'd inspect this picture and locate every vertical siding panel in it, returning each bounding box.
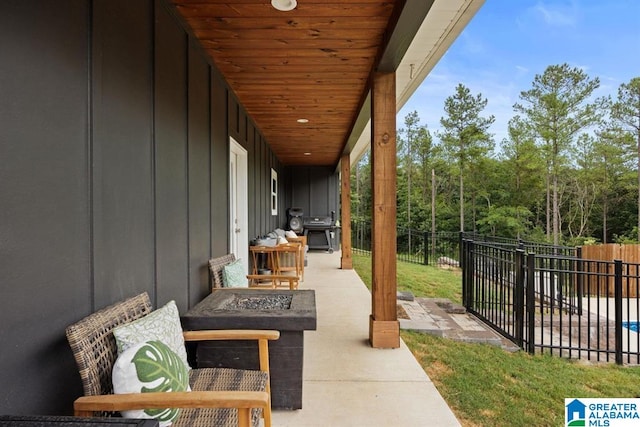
[154,1,188,311]
[92,0,154,306]
[211,74,228,256]
[240,111,248,143]
[291,167,310,212]
[310,167,330,215]
[0,1,90,413]
[228,96,239,140]
[187,41,212,305]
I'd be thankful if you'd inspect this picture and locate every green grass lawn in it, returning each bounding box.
[352,252,462,302]
[352,253,640,427]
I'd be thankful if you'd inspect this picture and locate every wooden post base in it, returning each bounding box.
[340,256,353,269]
[369,316,400,348]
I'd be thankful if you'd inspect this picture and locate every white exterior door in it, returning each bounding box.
[229,137,249,274]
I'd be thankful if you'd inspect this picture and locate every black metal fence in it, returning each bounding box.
[351,220,460,266]
[462,238,640,365]
[351,222,640,364]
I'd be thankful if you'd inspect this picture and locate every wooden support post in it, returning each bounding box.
[369,71,399,349]
[340,154,353,269]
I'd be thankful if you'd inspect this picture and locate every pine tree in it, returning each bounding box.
[514,63,601,244]
[611,77,640,241]
[438,84,494,232]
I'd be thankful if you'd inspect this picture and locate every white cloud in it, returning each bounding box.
[458,30,486,55]
[570,63,591,73]
[400,67,521,149]
[532,1,578,27]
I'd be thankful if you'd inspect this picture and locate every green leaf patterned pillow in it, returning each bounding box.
[113,300,190,371]
[222,259,248,287]
[112,340,190,426]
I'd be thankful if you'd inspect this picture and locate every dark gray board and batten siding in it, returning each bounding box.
[0,0,289,415]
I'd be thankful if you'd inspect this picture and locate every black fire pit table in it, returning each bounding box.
[180,289,317,410]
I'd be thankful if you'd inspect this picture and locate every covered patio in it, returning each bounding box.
[272,250,460,426]
[0,0,485,417]
[170,0,486,348]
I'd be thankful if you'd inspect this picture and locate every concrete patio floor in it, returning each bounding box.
[271,250,461,427]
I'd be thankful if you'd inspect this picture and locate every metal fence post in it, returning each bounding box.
[424,231,429,266]
[576,246,583,316]
[614,259,623,365]
[462,239,473,309]
[514,249,525,348]
[459,231,464,267]
[526,252,536,354]
[461,239,467,307]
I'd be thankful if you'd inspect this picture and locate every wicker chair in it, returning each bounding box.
[209,253,238,289]
[65,292,279,427]
[209,253,299,290]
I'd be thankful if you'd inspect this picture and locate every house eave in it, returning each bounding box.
[344,0,486,167]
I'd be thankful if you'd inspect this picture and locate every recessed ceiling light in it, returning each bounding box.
[297,118,309,123]
[271,0,297,12]
[304,152,311,156]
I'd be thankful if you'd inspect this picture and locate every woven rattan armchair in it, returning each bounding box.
[209,253,299,290]
[66,292,279,427]
[209,253,238,289]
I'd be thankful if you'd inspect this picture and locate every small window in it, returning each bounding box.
[271,168,278,216]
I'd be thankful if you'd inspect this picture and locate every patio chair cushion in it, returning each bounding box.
[113,340,190,426]
[113,300,190,370]
[222,259,248,288]
[208,253,237,289]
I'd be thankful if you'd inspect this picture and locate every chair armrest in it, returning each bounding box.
[74,390,268,412]
[182,330,279,342]
[246,274,299,290]
[182,330,279,373]
[246,274,298,281]
[74,391,268,427]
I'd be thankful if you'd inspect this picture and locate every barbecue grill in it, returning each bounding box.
[302,211,337,253]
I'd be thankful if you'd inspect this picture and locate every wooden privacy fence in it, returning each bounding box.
[581,244,640,297]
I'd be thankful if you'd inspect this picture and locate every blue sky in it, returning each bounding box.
[398,0,640,146]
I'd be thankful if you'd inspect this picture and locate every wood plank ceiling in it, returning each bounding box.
[170,0,401,166]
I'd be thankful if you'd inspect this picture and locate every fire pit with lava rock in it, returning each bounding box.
[181,289,316,410]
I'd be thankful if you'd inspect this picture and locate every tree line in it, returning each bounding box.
[351,64,640,245]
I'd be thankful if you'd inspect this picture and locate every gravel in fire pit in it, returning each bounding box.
[223,295,292,310]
